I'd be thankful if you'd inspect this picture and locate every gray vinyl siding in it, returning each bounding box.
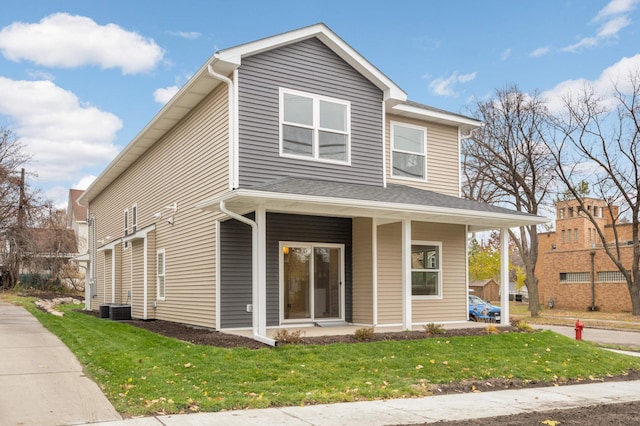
[219,212,352,328]
[237,37,384,188]
[219,213,254,328]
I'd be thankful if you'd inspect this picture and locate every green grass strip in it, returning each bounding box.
[10,297,640,417]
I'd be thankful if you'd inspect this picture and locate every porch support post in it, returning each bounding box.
[256,205,267,337]
[143,236,148,320]
[500,227,510,323]
[111,250,116,303]
[372,218,378,326]
[401,218,412,330]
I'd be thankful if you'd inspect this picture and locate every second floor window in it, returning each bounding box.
[124,208,129,236]
[280,89,350,163]
[391,122,427,180]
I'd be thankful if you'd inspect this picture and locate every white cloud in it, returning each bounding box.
[542,53,640,113]
[0,13,164,74]
[0,77,121,182]
[167,31,202,40]
[26,69,55,80]
[593,0,640,22]
[153,85,180,104]
[530,46,551,58]
[597,15,631,37]
[562,0,638,52]
[73,175,97,190]
[500,48,512,61]
[429,71,477,97]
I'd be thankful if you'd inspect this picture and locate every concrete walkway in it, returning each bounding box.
[1,300,639,425]
[536,324,640,347]
[0,301,122,426]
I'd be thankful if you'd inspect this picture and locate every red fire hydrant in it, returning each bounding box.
[575,320,584,340]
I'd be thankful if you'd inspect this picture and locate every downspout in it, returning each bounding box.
[219,200,277,346]
[207,61,238,190]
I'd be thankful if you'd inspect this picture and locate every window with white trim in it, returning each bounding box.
[131,204,137,233]
[280,88,350,163]
[157,249,166,300]
[411,242,442,297]
[391,122,427,180]
[124,208,129,236]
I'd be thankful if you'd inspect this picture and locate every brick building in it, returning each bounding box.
[537,198,633,312]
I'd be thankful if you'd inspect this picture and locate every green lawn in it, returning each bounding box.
[9,296,640,417]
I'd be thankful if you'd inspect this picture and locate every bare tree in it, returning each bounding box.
[549,72,640,315]
[462,86,556,316]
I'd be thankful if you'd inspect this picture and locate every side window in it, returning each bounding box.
[280,88,350,163]
[124,208,129,236]
[132,204,137,233]
[157,249,166,300]
[411,241,442,298]
[391,122,427,181]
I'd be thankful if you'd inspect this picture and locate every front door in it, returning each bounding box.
[281,242,344,322]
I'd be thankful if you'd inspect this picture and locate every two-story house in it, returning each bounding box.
[78,24,545,344]
[537,198,633,312]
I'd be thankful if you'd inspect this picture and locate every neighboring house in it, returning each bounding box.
[469,279,499,302]
[537,198,633,312]
[79,24,546,344]
[67,189,88,254]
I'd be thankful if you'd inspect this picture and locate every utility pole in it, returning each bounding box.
[17,168,25,229]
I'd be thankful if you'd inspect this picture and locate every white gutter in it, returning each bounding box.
[207,61,239,190]
[219,200,277,347]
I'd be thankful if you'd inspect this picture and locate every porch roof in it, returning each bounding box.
[196,177,549,232]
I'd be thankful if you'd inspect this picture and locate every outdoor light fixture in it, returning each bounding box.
[283,246,289,254]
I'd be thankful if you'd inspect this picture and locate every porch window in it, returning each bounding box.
[411,241,442,297]
[123,208,129,249]
[280,88,350,163]
[391,122,427,180]
[157,249,166,300]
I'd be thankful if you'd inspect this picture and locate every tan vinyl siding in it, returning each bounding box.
[386,114,460,197]
[352,217,373,324]
[122,246,131,307]
[411,222,467,323]
[376,222,402,325]
[89,83,229,329]
[376,221,467,325]
[131,239,144,318]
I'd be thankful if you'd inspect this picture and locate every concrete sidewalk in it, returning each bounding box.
[0,301,121,426]
[95,380,640,425]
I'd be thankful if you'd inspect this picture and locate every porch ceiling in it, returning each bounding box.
[196,178,549,232]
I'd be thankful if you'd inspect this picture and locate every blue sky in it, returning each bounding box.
[0,0,639,207]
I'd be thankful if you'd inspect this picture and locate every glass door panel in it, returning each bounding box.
[313,247,341,319]
[283,247,311,320]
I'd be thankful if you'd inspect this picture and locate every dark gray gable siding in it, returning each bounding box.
[237,37,384,188]
[219,212,352,328]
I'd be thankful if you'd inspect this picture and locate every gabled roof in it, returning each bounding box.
[196,177,548,232]
[79,24,481,204]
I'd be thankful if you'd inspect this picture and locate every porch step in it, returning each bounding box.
[314,321,350,328]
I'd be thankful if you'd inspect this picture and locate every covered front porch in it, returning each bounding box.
[197,177,547,345]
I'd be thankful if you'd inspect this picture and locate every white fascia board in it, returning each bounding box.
[196,189,549,228]
[390,103,482,131]
[97,238,122,252]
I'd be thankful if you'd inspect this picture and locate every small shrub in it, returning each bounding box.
[354,327,375,341]
[272,329,305,344]
[511,318,534,332]
[484,324,499,335]
[423,323,446,336]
